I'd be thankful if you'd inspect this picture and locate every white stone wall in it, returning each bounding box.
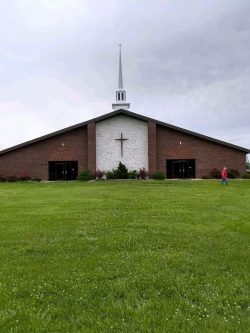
[96,115,148,172]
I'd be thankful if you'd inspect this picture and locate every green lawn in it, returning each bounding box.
[0,180,249,333]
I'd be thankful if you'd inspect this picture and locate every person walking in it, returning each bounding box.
[221,167,228,185]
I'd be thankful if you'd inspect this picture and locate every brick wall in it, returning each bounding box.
[148,121,156,176]
[156,125,246,178]
[0,126,88,180]
[87,122,96,175]
[0,119,247,181]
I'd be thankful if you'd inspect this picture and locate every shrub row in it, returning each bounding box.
[78,163,167,181]
[78,165,249,182]
[242,173,250,179]
[0,175,41,182]
[78,162,152,181]
[77,170,94,181]
[210,168,241,179]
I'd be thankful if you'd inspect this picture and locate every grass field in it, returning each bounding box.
[0,180,249,333]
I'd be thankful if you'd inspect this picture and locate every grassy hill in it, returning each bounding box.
[0,180,249,332]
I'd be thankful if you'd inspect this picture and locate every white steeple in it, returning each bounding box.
[118,45,123,90]
[112,44,130,111]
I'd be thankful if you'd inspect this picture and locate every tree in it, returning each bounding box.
[117,162,128,179]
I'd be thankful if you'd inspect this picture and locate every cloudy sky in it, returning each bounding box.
[0,0,249,154]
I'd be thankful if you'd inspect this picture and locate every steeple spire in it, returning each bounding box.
[112,44,130,111]
[118,44,123,90]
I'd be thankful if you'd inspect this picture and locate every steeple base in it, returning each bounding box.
[112,103,130,111]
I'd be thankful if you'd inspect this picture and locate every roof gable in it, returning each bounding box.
[0,109,249,155]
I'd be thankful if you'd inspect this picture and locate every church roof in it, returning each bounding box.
[0,109,249,155]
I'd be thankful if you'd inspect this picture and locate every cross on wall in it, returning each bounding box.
[115,132,128,157]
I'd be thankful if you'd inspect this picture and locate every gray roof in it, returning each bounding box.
[0,109,249,155]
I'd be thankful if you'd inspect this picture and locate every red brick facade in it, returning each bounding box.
[0,126,88,180]
[155,125,246,178]
[148,121,157,176]
[0,111,248,180]
[87,122,96,175]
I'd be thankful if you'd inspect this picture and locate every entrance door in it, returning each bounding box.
[55,162,66,180]
[49,161,78,181]
[173,160,187,178]
[167,159,196,179]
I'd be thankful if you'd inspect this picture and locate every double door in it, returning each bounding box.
[49,161,78,181]
[167,159,196,179]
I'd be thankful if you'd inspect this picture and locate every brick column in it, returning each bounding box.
[87,122,96,175]
[148,121,157,176]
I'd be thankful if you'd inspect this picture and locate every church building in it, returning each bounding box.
[0,47,249,180]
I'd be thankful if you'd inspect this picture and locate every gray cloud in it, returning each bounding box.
[0,0,249,154]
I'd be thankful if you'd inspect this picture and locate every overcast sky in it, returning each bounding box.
[0,0,249,154]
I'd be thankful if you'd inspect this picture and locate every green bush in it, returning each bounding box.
[106,169,119,180]
[201,176,210,179]
[31,178,42,182]
[117,162,128,179]
[152,171,165,180]
[211,168,221,179]
[18,174,31,181]
[6,176,17,182]
[78,170,94,181]
[128,170,138,179]
[228,169,240,179]
[106,162,128,179]
[242,173,250,179]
